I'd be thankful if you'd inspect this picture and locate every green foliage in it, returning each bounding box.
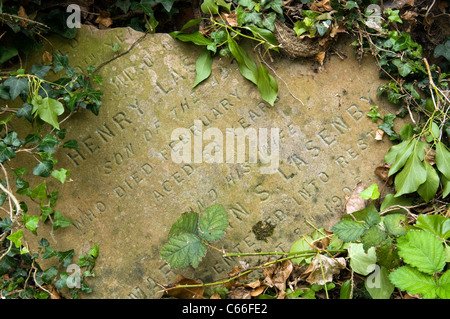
[160,205,228,268]
[169,1,280,106]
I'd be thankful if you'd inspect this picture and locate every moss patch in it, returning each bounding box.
[252,221,275,242]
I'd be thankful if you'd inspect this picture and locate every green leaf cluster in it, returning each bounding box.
[160,205,228,269]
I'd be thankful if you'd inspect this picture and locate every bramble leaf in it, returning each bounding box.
[198,204,228,241]
[332,219,366,242]
[160,233,207,268]
[168,212,199,238]
[396,230,446,274]
[389,266,437,299]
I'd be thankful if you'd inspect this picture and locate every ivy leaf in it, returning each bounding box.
[389,266,437,299]
[193,49,213,88]
[56,249,74,267]
[198,204,228,241]
[180,18,203,31]
[41,266,58,284]
[3,77,29,101]
[376,238,400,270]
[160,233,207,268]
[22,213,40,233]
[257,63,278,106]
[360,183,380,200]
[417,161,440,203]
[51,168,71,184]
[168,212,199,238]
[37,134,61,154]
[31,181,47,201]
[394,152,427,197]
[0,141,16,163]
[380,193,413,215]
[53,211,72,230]
[33,159,54,177]
[436,142,450,180]
[396,230,446,274]
[63,139,79,149]
[332,219,367,242]
[31,96,65,130]
[415,214,450,240]
[7,229,23,248]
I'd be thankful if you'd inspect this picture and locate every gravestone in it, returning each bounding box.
[18,25,401,298]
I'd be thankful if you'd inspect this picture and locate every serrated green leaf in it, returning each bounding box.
[160,233,207,268]
[436,142,450,180]
[383,214,408,236]
[365,209,381,227]
[257,64,278,106]
[417,161,439,203]
[415,214,450,240]
[394,152,427,197]
[437,270,450,299]
[198,204,228,241]
[397,230,446,274]
[193,49,212,88]
[31,96,64,130]
[348,243,377,276]
[168,212,199,238]
[332,219,367,242]
[389,266,437,299]
[376,238,400,270]
[362,226,386,252]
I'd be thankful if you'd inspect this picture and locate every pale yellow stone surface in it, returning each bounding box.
[11,26,402,298]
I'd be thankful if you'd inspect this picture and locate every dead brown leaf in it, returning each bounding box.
[210,292,221,299]
[243,279,261,289]
[42,51,53,65]
[221,12,238,27]
[310,0,333,12]
[375,163,393,186]
[304,254,346,285]
[95,12,113,29]
[227,286,252,299]
[375,128,384,141]
[345,182,368,214]
[316,51,326,65]
[263,259,293,293]
[425,148,436,165]
[163,274,204,299]
[250,285,266,297]
[18,6,29,28]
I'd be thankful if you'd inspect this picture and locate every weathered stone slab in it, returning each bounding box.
[17,26,400,298]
